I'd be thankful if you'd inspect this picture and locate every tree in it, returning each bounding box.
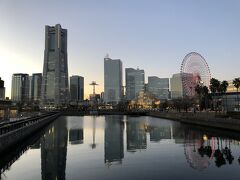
[233,78,240,111]
[195,85,209,110]
[210,78,221,93]
[219,80,229,111]
[210,78,221,111]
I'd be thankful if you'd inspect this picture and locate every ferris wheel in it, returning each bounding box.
[180,52,211,96]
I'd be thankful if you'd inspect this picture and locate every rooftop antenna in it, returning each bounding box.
[105,53,110,59]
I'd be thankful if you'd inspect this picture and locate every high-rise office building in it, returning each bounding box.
[148,76,169,100]
[170,73,183,99]
[41,24,69,106]
[0,77,5,100]
[70,76,84,102]
[125,68,145,100]
[104,56,123,103]
[29,73,42,102]
[11,73,29,103]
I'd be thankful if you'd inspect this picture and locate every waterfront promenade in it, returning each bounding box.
[149,111,240,132]
[0,112,60,154]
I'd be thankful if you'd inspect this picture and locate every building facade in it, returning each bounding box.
[148,76,169,100]
[0,77,5,100]
[104,56,123,104]
[170,73,183,99]
[125,68,145,100]
[213,92,240,112]
[41,24,69,107]
[29,73,42,102]
[11,73,29,103]
[70,76,84,102]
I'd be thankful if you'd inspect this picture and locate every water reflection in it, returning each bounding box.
[184,129,211,170]
[41,116,68,180]
[183,128,238,170]
[104,115,124,166]
[90,116,97,149]
[2,116,240,179]
[67,116,84,145]
[126,117,147,152]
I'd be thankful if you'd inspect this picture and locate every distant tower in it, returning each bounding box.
[41,24,69,106]
[90,81,98,96]
[104,55,123,104]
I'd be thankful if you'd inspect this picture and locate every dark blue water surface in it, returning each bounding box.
[1,115,240,180]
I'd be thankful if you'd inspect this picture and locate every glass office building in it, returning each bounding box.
[125,68,145,100]
[41,24,69,106]
[104,56,123,104]
[11,73,29,103]
[29,73,42,102]
[148,76,169,100]
[70,76,84,102]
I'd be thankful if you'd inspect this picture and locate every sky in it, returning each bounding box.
[0,0,240,98]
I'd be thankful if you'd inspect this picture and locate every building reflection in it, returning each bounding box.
[69,129,83,145]
[183,128,236,170]
[172,123,185,144]
[90,116,97,149]
[41,117,68,180]
[126,117,147,152]
[104,115,124,166]
[149,125,172,142]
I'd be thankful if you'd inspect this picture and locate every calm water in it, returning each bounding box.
[1,115,240,180]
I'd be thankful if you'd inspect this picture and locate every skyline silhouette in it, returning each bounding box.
[1,0,240,98]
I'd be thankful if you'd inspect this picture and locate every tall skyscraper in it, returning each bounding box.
[148,76,169,100]
[70,76,84,102]
[41,24,69,106]
[29,73,42,102]
[0,77,5,100]
[11,73,29,103]
[104,55,123,103]
[125,68,145,100]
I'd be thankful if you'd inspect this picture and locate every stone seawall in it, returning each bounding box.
[148,112,240,132]
[0,113,60,154]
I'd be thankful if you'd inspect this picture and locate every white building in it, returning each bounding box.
[170,73,183,99]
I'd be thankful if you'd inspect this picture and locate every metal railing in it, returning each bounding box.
[0,112,58,136]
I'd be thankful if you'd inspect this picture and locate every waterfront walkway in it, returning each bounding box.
[0,112,60,154]
[149,111,240,132]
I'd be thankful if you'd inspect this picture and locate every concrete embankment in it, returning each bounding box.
[149,111,240,132]
[0,112,61,154]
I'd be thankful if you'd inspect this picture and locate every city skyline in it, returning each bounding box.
[1,0,240,98]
